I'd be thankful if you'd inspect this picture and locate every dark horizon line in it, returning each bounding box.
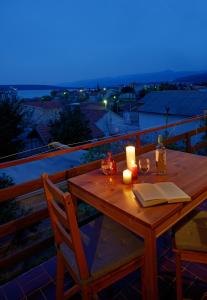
[0,68,207,87]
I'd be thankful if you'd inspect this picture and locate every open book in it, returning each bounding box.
[133,182,191,207]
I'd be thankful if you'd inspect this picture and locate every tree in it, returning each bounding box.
[121,86,135,93]
[50,89,57,97]
[0,172,14,189]
[0,98,26,160]
[41,95,52,101]
[139,87,149,98]
[81,146,109,163]
[111,100,120,113]
[49,106,92,145]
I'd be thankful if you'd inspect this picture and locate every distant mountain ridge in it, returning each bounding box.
[2,70,207,90]
[175,72,207,83]
[60,70,205,88]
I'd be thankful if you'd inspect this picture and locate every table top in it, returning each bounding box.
[69,150,207,229]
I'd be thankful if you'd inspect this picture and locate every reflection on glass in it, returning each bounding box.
[138,158,150,175]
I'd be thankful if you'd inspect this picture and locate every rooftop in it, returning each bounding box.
[140,90,207,116]
[25,100,64,110]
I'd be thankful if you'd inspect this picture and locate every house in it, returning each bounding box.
[79,103,106,138]
[80,102,139,137]
[0,87,17,101]
[21,100,66,150]
[140,90,207,117]
[24,100,65,125]
[139,90,207,143]
[22,100,140,150]
[3,102,141,183]
[139,90,207,127]
[118,92,137,102]
[120,102,142,126]
[88,90,102,102]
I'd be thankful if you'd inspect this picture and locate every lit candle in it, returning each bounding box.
[131,160,138,179]
[123,169,132,184]
[126,146,136,170]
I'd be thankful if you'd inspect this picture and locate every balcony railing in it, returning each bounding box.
[0,114,207,282]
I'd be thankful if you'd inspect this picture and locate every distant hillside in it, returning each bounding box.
[0,84,68,90]
[60,70,200,88]
[175,72,207,84]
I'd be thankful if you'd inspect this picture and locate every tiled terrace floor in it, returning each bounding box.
[1,206,207,300]
[1,231,207,300]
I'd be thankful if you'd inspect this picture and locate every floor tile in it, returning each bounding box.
[41,282,55,300]
[18,272,51,295]
[16,265,44,285]
[27,290,45,300]
[2,281,24,300]
[187,263,207,283]
[1,224,207,300]
[43,257,56,280]
[184,278,207,300]
[0,288,6,300]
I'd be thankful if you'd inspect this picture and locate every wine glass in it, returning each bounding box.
[101,158,111,175]
[138,158,150,175]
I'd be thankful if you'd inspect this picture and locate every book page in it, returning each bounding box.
[133,183,166,201]
[155,182,191,202]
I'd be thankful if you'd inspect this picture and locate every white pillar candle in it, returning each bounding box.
[123,169,132,184]
[126,146,136,170]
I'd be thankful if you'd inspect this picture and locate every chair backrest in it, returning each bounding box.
[42,173,89,280]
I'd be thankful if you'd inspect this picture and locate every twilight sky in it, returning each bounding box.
[0,0,207,84]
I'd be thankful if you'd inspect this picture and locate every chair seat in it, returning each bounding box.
[60,215,144,282]
[175,210,207,252]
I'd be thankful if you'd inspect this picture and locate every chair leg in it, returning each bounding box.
[56,251,65,300]
[82,286,92,300]
[141,265,147,300]
[175,252,183,300]
[92,293,101,300]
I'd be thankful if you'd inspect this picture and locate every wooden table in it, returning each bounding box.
[68,150,207,300]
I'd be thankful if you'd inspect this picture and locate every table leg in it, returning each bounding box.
[70,193,79,215]
[143,230,158,300]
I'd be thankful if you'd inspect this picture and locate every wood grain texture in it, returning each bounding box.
[69,150,207,229]
[43,173,144,300]
[68,149,207,300]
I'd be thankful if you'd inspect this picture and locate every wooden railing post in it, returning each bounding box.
[185,132,192,153]
[136,134,141,154]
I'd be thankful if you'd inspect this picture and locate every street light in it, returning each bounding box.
[103,99,107,109]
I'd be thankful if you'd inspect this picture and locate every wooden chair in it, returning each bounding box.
[173,210,207,300]
[42,173,145,300]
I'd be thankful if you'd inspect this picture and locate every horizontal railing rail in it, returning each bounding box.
[0,115,207,271]
[0,114,204,169]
